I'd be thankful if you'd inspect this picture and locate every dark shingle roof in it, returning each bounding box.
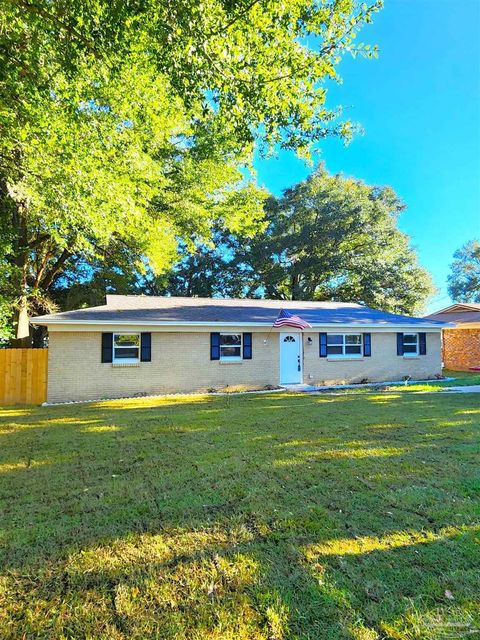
[31,295,446,327]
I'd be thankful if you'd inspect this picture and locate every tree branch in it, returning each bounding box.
[206,0,263,38]
[40,248,73,290]
[10,0,101,56]
[28,232,51,250]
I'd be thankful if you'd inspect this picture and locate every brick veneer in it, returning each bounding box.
[47,329,442,403]
[442,328,480,371]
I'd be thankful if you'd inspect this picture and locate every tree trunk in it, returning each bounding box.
[9,192,32,347]
[290,271,300,300]
[10,304,32,348]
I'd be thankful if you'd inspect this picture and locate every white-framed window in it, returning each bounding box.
[402,333,419,357]
[220,333,242,361]
[327,333,363,358]
[113,333,140,363]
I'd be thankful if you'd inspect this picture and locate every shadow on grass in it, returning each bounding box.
[0,391,479,638]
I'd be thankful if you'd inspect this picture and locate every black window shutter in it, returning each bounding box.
[101,333,113,363]
[363,333,371,357]
[396,333,404,356]
[243,332,252,359]
[210,333,220,360]
[419,332,427,355]
[141,333,151,362]
[319,333,327,357]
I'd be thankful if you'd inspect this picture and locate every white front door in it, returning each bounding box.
[279,333,302,384]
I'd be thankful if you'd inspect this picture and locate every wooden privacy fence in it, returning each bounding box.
[0,349,48,405]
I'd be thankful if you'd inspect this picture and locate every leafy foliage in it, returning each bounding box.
[1,0,382,153]
[0,50,266,337]
[447,240,480,303]
[162,167,435,314]
[0,297,13,342]
[0,0,383,341]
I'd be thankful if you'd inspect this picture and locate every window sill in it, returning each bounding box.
[327,357,364,362]
[219,360,243,365]
[403,356,420,360]
[111,362,140,368]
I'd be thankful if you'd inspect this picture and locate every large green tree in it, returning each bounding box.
[447,240,480,303]
[0,0,382,342]
[0,56,266,344]
[162,167,435,314]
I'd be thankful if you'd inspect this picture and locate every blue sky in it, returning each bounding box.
[254,0,480,313]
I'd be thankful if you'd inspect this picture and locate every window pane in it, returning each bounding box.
[114,347,139,359]
[403,344,418,353]
[345,335,362,345]
[220,334,241,346]
[114,334,139,347]
[327,345,343,355]
[345,345,362,354]
[403,334,418,344]
[220,346,241,358]
[327,334,343,345]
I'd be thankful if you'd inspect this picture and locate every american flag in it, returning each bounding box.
[273,308,312,330]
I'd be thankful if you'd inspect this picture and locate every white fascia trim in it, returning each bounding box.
[32,319,447,331]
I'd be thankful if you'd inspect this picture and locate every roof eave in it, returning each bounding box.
[427,303,480,315]
[30,318,448,329]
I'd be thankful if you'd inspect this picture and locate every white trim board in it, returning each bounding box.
[32,320,446,332]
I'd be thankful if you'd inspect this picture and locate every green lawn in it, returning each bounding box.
[326,369,480,395]
[388,369,480,393]
[442,369,480,386]
[0,392,479,639]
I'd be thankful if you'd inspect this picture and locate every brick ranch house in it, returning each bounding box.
[31,295,447,404]
[426,303,480,371]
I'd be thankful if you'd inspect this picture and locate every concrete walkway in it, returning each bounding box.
[281,378,455,393]
[281,380,480,395]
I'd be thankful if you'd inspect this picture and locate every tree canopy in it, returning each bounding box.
[0,0,383,343]
[2,0,382,152]
[447,240,480,303]
[158,167,435,315]
[0,52,266,343]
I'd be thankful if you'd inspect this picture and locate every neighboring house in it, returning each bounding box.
[31,295,446,403]
[425,303,480,371]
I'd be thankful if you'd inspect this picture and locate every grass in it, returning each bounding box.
[324,369,480,395]
[384,369,480,393]
[443,369,480,385]
[0,391,479,639]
